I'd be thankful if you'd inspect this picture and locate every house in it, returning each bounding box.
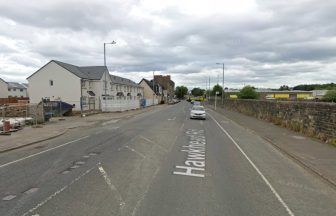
[27,60,143,112]
[7,82,29,98]
[139,78,163,106]
[0,78,28,98]
[153,75,175,103]
[0,78,8,98]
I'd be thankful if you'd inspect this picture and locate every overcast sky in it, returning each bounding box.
[0,0,335,89]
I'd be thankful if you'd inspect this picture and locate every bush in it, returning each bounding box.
[322,90,336,102]
[238,86,259,99]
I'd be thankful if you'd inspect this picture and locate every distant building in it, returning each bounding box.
[153,75,175,103]
[138,78,163,106]
[226,89,314,100]
[0,77,28,98]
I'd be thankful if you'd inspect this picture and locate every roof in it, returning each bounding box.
[139,78,162,93]
[7,82,27,89]
[0,78,7,84]
[110,75,140,87]
[27,60,108,80]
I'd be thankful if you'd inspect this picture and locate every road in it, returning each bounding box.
[1,101,335,216]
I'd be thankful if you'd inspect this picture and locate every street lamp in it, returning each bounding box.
[216,63,224,105]
[103,41,116,111]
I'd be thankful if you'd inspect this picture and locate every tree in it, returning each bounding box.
[322,90,336,102]
[279,85,290,91]
[175,86,188,99]
[191,88,205,97]
[211,84,223,96]
[238,85,259,99]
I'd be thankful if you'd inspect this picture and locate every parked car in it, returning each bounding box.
[190,105,206,120]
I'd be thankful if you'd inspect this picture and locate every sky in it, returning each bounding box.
[0,0,335,89]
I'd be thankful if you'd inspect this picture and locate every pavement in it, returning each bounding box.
[0,101,335,216]
[207,104,336,187]
[0,105,165,153]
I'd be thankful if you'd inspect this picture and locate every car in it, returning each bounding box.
[190,105,206,120]
[193,101,201,106]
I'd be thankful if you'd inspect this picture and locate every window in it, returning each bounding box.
[20,89,23,92]
[8,88,11,91]
[13,88,16,91]
[50,80,54,86]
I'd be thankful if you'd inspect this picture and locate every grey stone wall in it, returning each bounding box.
[213,99,336,144]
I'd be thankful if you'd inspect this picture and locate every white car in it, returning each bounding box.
[190,105,206,120]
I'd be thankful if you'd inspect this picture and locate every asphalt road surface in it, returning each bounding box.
[1,101,336,216]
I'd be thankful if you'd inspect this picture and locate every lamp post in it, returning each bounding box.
[216,63,224,105]
[103,41,116,111]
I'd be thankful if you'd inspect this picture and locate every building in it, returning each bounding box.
[225,89,314,100]
[139,78,163,106]
[27,60,143,111]
[0,78,8,98]
[0,78,28,98]
[153,75,175,103]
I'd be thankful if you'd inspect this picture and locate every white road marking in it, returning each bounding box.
[98,165,125,208]
[140,135,168,152]
[2,195,16,201]
[0,136,89,169]
[179,123,184,131]
[132,167,160,216]
[102,119,119,126]
[125,146,146,158]
[208,113,295,216]
[22,165,97,216]
[168,117,176,121]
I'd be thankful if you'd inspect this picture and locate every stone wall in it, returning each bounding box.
[212,99,336,144]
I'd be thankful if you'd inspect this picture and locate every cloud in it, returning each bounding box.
[0,0,335,89]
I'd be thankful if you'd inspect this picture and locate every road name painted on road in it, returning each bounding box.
[173,129,206,178]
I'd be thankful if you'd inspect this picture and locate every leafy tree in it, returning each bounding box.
[322,90,336,102]
[175,86,188,99]
[238,85,259,99]
[191,88,205,97]
[211,84,223,96]
[293,83,336,91]
[279,85,290,91]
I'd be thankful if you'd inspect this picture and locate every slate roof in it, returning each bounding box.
[27,60,108,80]
[0,78,7,84]
[110,75,140,87]
[140,78,162,94]
[28,60,141,87]
[7,82,27,89]
[53,60,107,80]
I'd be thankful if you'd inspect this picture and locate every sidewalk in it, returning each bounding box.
[0,105,166,153]
[207,104,336,187]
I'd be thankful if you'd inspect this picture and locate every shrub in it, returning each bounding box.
[238,86,259,99]
[322,90,336,102]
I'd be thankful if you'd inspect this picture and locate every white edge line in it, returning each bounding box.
[98,165,125,207]
[208,113,295,216]
[0,136,90,169]
[22,165,97,216]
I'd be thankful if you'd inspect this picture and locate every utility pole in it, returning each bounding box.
[216,62,225,105]
[152,71,155,106]
[103,41,116,112]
